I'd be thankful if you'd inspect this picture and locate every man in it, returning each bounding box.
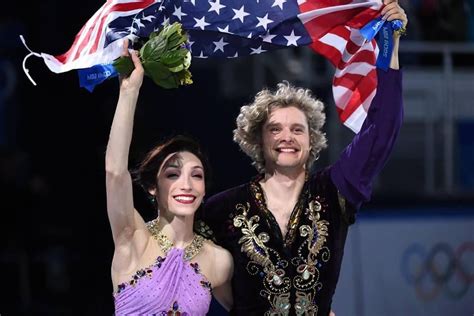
[197,1,407,315]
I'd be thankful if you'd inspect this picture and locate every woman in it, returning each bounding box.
[106,40,233,315]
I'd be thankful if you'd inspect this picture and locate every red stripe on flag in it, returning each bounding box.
[347,7,380,28]
[336,49,377,70]
[333,70,376,94]
[56,0,156,64]
[302,7,371,40]
[89,0,156,55]
[56,4,106,63]
[337,68,377,121]
[300,0,355,12]
[310,40,343,67]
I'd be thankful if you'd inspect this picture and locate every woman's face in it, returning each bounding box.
[154,151,205,217]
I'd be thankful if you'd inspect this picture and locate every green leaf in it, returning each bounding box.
[113,56,134,76]
[161,22,180,39]
[159,76,179,89]
[166,32,186,50]
[143,60,178,89]
[140,35,167,62]
[161,48,188,69]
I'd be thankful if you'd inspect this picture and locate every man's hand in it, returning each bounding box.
[382,0,408,69]
[381,0,408,38]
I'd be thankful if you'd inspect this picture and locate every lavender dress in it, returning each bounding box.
[114,244,212,315]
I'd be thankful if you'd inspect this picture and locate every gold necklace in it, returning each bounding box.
[147,219,204,261]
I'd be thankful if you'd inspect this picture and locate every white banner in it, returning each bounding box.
[333,209,474,316]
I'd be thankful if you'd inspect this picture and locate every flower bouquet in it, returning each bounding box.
[113,22,192,89]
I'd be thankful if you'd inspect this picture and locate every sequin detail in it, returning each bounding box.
[159,300,189,316]
[190,262,213,291]
[115,256,166,294]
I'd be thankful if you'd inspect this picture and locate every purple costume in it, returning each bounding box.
[197,69,403,315]
[114,242,212,315]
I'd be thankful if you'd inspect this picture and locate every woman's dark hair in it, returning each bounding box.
[133,135,212,194]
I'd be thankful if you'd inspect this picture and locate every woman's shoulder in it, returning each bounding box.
[200,239,233,285]
[201,238,233,266]
[205,237,229,251]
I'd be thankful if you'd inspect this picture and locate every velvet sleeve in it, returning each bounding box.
[330,68,404,210]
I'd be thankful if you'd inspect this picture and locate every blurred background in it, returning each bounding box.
[1,0,473,315]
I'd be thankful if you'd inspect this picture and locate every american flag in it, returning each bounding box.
[23,0,384,132]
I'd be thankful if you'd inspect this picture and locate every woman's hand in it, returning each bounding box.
[119,39,144,93]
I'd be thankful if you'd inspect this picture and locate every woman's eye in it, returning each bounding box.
[166,173,179,179]
[193,174,204,179]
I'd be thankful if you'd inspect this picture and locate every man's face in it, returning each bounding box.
[261,105,311,172]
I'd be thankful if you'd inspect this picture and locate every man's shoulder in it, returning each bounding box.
[310,165,333,183]
[197,182,250,235]
[206,182,249,206]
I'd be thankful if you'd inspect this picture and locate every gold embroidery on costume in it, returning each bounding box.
[235,184,330,315]
[233,203,292,315]
[292,200,330,314]
[295,292,317,315]
[337,191,346,214]
[249,181,306,247]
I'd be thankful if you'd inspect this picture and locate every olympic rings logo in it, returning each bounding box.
[400,242,474,300]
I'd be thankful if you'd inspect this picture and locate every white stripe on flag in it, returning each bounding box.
[319,33,347,55]
[333,85,353,111]
[298,1,381,24]
[42,38,126,73]
[335,61,374,78]
[343,88,377,132]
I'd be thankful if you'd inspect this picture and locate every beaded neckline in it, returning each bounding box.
[147,219,204,261]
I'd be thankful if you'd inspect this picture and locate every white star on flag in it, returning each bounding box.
[250,45,266,54]
[209,0,226,15]
[272,0,286,10]
[213,38,229,52]
[262,31,277,43]
[132,18,145,29]
[284,30,301,46]
[188,40,195,52]
[141,14,155,22]
[173,6,187,20]
[197,51,208,58]
[161,16,170,26]
[256,14,273,30]
[217,25,231,34]
[232,5,250,23]
[126,26,137,34]
[194,16,210,30]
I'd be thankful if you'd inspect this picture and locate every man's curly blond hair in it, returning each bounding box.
[233,81,327,173]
